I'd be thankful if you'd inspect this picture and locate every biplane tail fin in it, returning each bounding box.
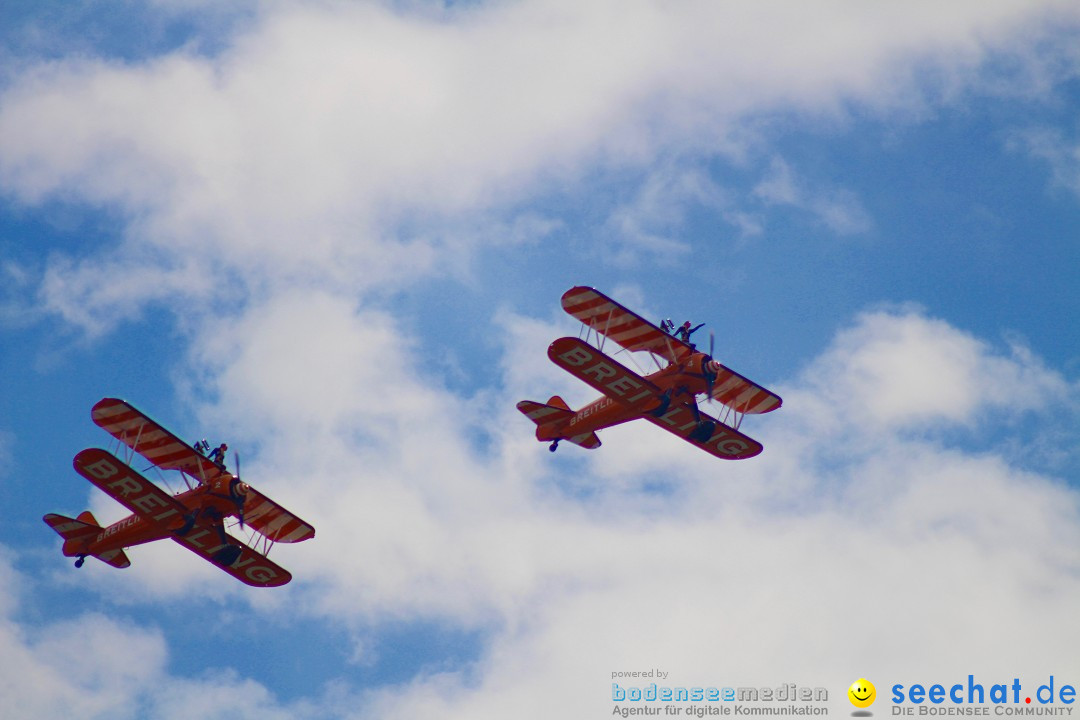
[546,395,571,411]
[42,512,132,569]
[515,399,602,450]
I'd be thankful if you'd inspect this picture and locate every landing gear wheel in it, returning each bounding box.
[212,545,243,567]
[689,420,715,443]
[649,392,672,418]
[74,555,86,569]
[175,513,197,536]
[549,439,560,452]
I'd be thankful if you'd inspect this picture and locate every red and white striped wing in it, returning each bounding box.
[561,286,693,364]
[709,365,783,415]
[242,488,315,543]
[93,399,314,544]
[91,398,227,484]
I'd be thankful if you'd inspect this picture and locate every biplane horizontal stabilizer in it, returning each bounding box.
[43,512,132,568]
[516,399,601,449]
[43,512,101,547]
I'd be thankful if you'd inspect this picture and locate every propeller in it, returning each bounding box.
[688,331,720,400]
[705,332,717,396]
[230,451,249,529]
[692,333,722,440]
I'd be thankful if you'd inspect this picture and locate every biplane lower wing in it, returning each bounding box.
[92,398,227,484]
[74,448,190,531]
[561,286,694,364]
[547,337,665,413]
[645,403,763,460]
[72,448,290,587]
[169,528,292,588]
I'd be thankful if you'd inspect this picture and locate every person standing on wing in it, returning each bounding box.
[677,320,704,345]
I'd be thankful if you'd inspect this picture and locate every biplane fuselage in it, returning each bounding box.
[71,473,248,560]
[556,352,714,435]
[518,287,782,461]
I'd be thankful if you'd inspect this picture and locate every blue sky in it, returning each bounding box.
[2,2,1080,718]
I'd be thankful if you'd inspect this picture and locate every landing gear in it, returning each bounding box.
[649,391,672,418]
[688,420,715,443]
[74,555,86,569]
[212,544,243,567]
[175,512,198,536]
[211,516,231,547]
[549,439,560,452]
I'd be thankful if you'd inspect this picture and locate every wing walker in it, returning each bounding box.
[43,398,314,587]
[518,286,782,460]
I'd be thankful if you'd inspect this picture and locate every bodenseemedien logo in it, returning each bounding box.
[610,678,829,717]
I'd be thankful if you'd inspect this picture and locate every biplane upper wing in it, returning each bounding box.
[73,448,291,587]
[547,337,666,413]
[561,286,694,365]
[92,398,227,484]
[708,363,783,415]
[241,487,315,543]
[560,289,782,415]
[645,403,764,460]
[93,398,314,544]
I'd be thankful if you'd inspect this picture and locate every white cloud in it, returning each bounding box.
[787,308,1074,435]
[1012,126,1080,198]
[0,548,165,718]
[37,251,216,338]
[603,164,756,264]
[330,305,1078,719]
[2,1,1078,331]
[7,2,1080,718]
[181,299,1079,661]
[23,298,1080,718]
[0,545,343,720]
[753,156,872,235]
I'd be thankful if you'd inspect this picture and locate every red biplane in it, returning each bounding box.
[518,287,782,460]
[43,398,314,587]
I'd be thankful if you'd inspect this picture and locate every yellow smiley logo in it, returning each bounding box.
[848,678,876,709]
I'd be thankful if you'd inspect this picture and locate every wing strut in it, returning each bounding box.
[123,419,147,468]
[598,305,617,354]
